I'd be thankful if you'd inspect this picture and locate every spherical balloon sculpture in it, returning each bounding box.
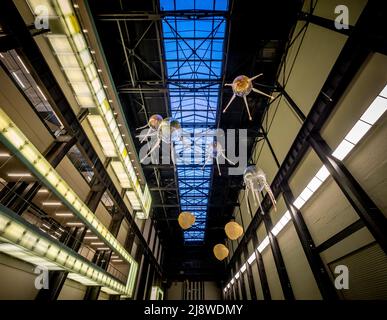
[223,74,274,120]
[225,221,243,240]
[213,244,229,261]
[243,165,276,215]
[178,211,196,230]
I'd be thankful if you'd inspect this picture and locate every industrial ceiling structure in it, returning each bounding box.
[87,0,301,279]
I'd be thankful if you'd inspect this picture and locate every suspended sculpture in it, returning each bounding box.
[136,114,163,143]
[243,165,276,215]
[202,141,235,175]
[223,74,274,121]
[224,221,243,240]
[138,116,188,164]
[213,244,229,261]
[178,211,196,230]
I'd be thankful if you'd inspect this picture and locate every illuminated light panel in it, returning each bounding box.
[247,253,256,265]
[7,173,31,177]
[257,236,269,253]
[87,115,117,157]
[55,212,73,217]
[344,120,372,145]
[42,201,62,206]
[360,96,387,125]
[332,139,355,161]
[12,72,25,88]
[315,165,330,182]
[111,161,131,188]
[293,196,306,210]
[126,191,141,211]
[299,187,314,202]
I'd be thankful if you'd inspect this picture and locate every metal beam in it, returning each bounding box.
[251,232,271,300]
[243,247,257,300]
[298,12,353,36]
[309,132,387,254]
[316,219,365,253]
[97,10,228,21]
[262,213,295,300]
[277,84,307,122]
[282,182,338,300]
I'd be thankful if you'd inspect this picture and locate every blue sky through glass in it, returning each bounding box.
[160,0,228,243]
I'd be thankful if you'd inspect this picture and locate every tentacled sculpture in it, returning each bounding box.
[138,116,187,164]
[223,74,274,120]
[136,114,163,143]
[202,141,235,175]
[243,165,276,215]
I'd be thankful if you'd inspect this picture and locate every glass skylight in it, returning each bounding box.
[160,0,228,242]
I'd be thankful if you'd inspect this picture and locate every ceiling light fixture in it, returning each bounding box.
[42,201,61,206]
[7,173,32,177]
[55,213,73,217]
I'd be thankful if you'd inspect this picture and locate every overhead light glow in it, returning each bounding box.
[42,201,62,206]
[87,115,117,157]
[7,173,31,177]
[55,212,73,217]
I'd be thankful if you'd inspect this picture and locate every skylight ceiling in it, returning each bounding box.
[160,0,228,243]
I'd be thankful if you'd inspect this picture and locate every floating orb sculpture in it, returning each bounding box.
[136,114,163,143]
[178,211,196,230]
[139,116,185,164]
[202,141,235,176]
[213,244,229,261]
[223,74,274,121]
[243,165,277,215]
[224,221,243,240]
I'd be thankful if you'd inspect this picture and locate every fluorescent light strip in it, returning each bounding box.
[257,236,270,253]
[247,253,256,265]
[7,173,31,177]
[36,86,48,101]
[55,213,73,217]
[66,222,83,226]
[84,236,98,240]
[0,152,10,157]
[42,202,61,206]
[17,55,30,74]
[12,72,25,88]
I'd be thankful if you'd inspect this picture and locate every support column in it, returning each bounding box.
[281,182,338,300]
[262,214,295,300]
[237,257,247,300]
[309,132,387,254]
[243,248,257,300]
